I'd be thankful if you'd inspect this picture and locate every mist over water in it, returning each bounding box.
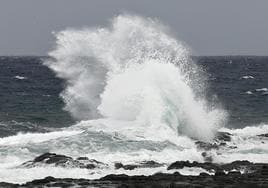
[45,15,227,141]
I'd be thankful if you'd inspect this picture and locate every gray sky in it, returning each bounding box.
[0,0,267,56]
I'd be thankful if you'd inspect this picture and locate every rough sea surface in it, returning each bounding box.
[0,55,267,184]
[0,56,267,136]
[0,15,267,184]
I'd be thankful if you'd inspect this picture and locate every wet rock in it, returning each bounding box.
[139,160,164,168]
[215,170,225,176]
[261,165,268,176]
[167,161,193,169]
[32,153,72,164]
[19,152,107,169]
[228,145,238,149]
[4,154,267,187]
[222,160,253,171]
[30,176,56,185]
[101,174,130,181]
[2,164,268,188]
[114,163,138,170]
[258,133,268,138]
[195,141,219,150]
[0,182,19,188]
[199,172,210,176]
[167,160,219,171]
[195,132,236,162]
[230,160,252,166]
[115,160,163,170]
[228,171,241,176]
[76,156,89,160]
[215,132,232,142]
[21,170,268,187]
[201,152,213,163]
[167,159,267,178]
[219,142,227,146]
[114,162,124,169]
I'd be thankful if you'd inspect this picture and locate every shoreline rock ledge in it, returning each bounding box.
[0,152,267,188]
[1,169,267,188]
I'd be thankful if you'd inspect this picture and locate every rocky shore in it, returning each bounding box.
[1,131,267,187]
[0,164,267,187]
[1,152,267,188]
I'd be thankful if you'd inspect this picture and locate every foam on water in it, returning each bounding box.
[0,123,267,183]
[241,75,254,79]
[256,88,268,92]
[14,75,27,80]
[215,124,268,163]
[1,15,267,183]
[0,165,213,184]
[245,91,253,95]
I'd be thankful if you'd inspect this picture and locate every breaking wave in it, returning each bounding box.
[1,15,268,184]
[45,14,226,142]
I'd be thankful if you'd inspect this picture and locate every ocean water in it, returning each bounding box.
[0,15,267,183]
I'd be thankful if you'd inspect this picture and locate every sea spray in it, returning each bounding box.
[45,14,227,141]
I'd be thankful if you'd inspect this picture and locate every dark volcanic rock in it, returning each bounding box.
[261,165,268,176]
[195,132,232,151]
[228,171,241,176]
[1,160,268,188]
[33,153,72,164]
[30,176,56,185]
[3,153,267,187]
[2,169,268,188]
[167,160,219,172]
[0,182,19,188]
[114,163,138,170]
[19,152,107,169]
[215,170,225,176]
[201,152,213,162]
[168,160,267,177]
[195,141,219,150]
[194,131,236,162]
[258,133,268,137]
[222,160,253,173]
[215,131,232,142]
[115,160,164,170]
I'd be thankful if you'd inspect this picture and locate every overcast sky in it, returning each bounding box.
[0,0,267,56]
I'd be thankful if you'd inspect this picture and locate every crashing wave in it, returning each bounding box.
[45,14,227,142]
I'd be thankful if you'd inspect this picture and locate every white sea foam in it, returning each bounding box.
[45,14,227,142]
[215,124,268,163]
[241,75,254,79]
[245,91,253,95]
[1,15,267,184]
[0,130,82,146]
[14,75,27,80]
[0,164,213,184]
[256,88,268,92]
[220,124,268,137]
[0,123,267,183]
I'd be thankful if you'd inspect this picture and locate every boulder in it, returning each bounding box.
[215,132,232,142]
[19,152,107,169]
[115,160,163,170]
[257,133,268,138]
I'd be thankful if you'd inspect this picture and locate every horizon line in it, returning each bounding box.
[1,54,268,57]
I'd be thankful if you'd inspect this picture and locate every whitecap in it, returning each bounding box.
[245,91,253,95]
[241,75,254,79]
[256,88,268,92]
[14,75,27,80]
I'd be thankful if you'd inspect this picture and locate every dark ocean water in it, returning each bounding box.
[0,56,267,137]
[0,56,74,137]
